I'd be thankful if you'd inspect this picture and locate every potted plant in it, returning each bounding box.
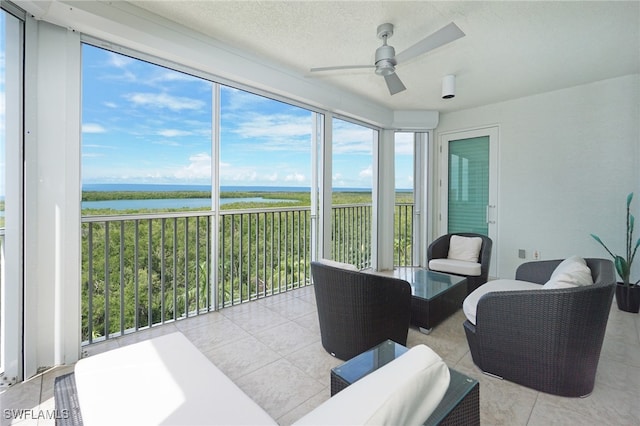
[591,192,640,313]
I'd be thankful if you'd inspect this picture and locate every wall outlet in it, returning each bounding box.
[518,249,526,259]
[533,250,541,260]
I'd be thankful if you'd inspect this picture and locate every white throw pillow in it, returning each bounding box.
[546,255,593,287]
[448,235,482,263]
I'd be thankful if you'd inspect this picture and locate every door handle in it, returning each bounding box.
[486,205,496,224]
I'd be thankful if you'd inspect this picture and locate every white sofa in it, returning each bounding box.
[67,331,450,425]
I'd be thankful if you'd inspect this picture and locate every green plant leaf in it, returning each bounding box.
[614,255,630,284]
[627,192,634,208]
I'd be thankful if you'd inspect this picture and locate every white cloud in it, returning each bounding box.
[125,92,205,111]
[173,152,211,180]
[103,52,137,82]
[359,165,373,178]
[332,121,375,155]
[285,172,305,182]
[222,87,269,111]
[108,52,134,69]
[152,140,181,147]
[157,129,193,137]
[82,123,107,133]
[228,113,312,152]
[237,114,311,139]
[394,132,414,155]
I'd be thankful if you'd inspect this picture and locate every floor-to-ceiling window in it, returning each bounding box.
[331,118,375,268]
[394,132,415,266]
[80,41,321,341]
[218,86,314,305]
[81,43,215,342]
[1,1,24,382]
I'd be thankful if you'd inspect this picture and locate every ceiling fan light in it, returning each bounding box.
[375,60,395,76]
[442,74,456,99]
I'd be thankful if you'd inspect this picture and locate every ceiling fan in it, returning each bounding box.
[310,22,465,95]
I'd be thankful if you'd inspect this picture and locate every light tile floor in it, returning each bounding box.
[2,285,639,425]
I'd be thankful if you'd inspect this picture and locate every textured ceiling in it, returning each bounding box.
[129,1,640,113]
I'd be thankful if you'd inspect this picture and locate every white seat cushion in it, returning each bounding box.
[74,332,277,425]
[463,279,543,325]
[293,345,450,426]
[316,258,359,271]
[429,258,482,276]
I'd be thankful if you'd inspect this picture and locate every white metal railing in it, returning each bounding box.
[81,204,413,344]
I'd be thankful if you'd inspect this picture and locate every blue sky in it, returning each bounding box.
[80,44,414,189]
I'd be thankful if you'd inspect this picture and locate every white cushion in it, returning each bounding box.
[74,332,277,426]
[463,279,543,325]
[545,255,593,287]
[542,280,579,289]
[447,235,483,262]
[293,345,450,426]
[316,258,359,271]
[429,258,482,276]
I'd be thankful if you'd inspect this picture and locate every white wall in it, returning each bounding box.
[435,74,640,280]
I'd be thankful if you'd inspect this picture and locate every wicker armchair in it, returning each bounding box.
[463,258,615,397]
[428,233,493,294]
[311,260,412,360]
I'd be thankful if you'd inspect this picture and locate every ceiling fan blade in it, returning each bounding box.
[310,65,375,72]
[384,72,406,95]
[394,22,465,64]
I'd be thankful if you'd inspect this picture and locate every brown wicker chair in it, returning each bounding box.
[311,260,412,360]
[463,258,615,397]
[427,233,493,294]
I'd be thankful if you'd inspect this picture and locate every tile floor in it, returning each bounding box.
[2,284,639,425]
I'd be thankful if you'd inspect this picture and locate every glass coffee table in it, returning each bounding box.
[330,340,480,425]
[392,267,468,334]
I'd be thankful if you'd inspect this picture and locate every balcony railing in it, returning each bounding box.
[81,203,414,344]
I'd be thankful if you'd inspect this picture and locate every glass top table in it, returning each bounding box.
[384,266,468,333]
[330,340,480,425]
[391,266,467,301]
